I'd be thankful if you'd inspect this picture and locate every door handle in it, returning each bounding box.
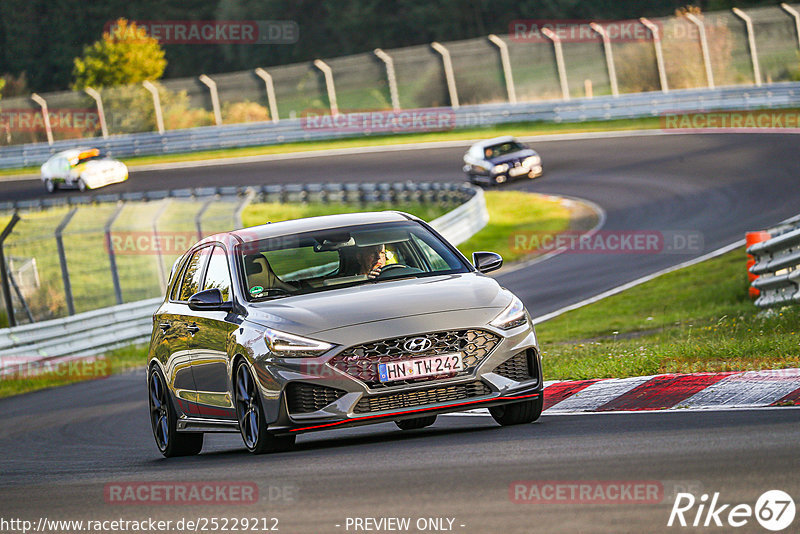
[187,324,200,335]
[159,323,171,333]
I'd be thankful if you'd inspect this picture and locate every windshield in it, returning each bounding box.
[237,221,469,300]
[485,141,526,159]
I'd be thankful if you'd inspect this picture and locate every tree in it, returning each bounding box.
[72,18,166,90]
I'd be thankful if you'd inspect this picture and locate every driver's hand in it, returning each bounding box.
[367,262,383,279]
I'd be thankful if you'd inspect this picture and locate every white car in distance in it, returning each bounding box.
[40,148,129,193]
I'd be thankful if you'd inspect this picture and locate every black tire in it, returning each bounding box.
[395,415,437,430]
[77,178,87,192]
[489,395,543,426]
[44,179,56,193]
[234,361,295,454]
[148,365,203,457]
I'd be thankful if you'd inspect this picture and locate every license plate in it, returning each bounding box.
[509,166,528,177]
[378,353,463,382]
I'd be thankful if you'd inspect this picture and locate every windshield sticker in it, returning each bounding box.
[249,286,264,295]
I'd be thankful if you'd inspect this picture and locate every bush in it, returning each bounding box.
[222,100,271,124]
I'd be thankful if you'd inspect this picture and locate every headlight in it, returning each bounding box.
[490,295,528,330]
[264,328,334,357]
[523,155,541,167]
[491,163,509,174]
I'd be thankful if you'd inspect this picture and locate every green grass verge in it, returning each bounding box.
[0,115,664,177]
[537,247,800,380]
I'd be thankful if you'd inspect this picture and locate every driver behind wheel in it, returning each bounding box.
[356,244,387,279]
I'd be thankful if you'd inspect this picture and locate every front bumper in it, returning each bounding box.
[253,322,543,436]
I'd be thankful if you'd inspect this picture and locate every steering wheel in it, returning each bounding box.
[375,263,409,278]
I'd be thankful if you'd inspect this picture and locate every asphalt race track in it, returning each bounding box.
[1,132,799,532]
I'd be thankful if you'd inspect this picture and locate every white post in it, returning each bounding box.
[732,8,762,86]
[640,17,669,93]
[685,13,715,89]
[83,87,109,138]
[782,3,800,50]
[374,48,401,111]
[431,42,460,109]
[254,68,280,123]
[313,59,339,116]
[198,74,223,126]
[542,28,570,100]
[488,34,517,104]
[30,93,53,145]
[590,23,619,96]
[142,80,165,135]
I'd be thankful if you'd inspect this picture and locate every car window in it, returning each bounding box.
[486,141,525,158]
[202,246,232,301]
[178,248,209,301]
[411,234,450,270]
[238,221,469,299]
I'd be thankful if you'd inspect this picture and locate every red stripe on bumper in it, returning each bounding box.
[595,372,737,412]
[289,392,541,432]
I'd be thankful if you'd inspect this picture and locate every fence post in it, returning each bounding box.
[84,87,109,138]
[685,13,715,89]
[142,80,165,135]
[30,93,54,146]
[198,74,223,126]
[640,18,669,93]
[732,8,762,87]
[313,59,339,116]
[488,35,517,104]
[195,198,214,240]
[373,49,401,111]
[782,3,800,50]
[55,208,78,316]
[234,188,256,230]
[254,68,280,123]
[431,42,459,109]
[105,202,125,305]
[152,200,171,294]
[590,23,619,96]
[542,28,570,100]
[0,213,21,327]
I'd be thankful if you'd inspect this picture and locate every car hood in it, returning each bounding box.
[76,159,125,174]
[488,148,536,164]
[243,273,512,336]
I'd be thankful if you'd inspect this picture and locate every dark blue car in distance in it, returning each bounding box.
[462,136,543,186]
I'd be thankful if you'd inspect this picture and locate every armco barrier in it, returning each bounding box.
[3,83,800,170]
[748,214,800,308]
[0,183,487,360]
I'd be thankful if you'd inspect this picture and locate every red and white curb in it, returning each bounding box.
[452,369,800,416]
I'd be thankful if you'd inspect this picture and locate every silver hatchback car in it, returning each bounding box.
[147,211,543,456]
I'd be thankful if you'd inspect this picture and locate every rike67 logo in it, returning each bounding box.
[668,490,795,531]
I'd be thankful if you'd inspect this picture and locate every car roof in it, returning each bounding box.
[470,136,518,149]
[50,147,98,160]
[219,211,418,245]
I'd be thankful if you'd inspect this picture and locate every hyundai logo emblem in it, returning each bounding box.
[404,337,432,353]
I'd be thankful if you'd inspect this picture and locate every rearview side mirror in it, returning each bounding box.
[472,251,503,274]
[188,289,233,312]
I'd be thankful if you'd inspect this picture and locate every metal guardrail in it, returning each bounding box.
[0,182,487,360]
[3,82,800,170]
[0,180,474,212]
[748,216,800,308]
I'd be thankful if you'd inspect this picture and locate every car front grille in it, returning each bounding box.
[328,329,500,388]
[353,381,492,414]
[493,350,534,382]
[286,382,347,414]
